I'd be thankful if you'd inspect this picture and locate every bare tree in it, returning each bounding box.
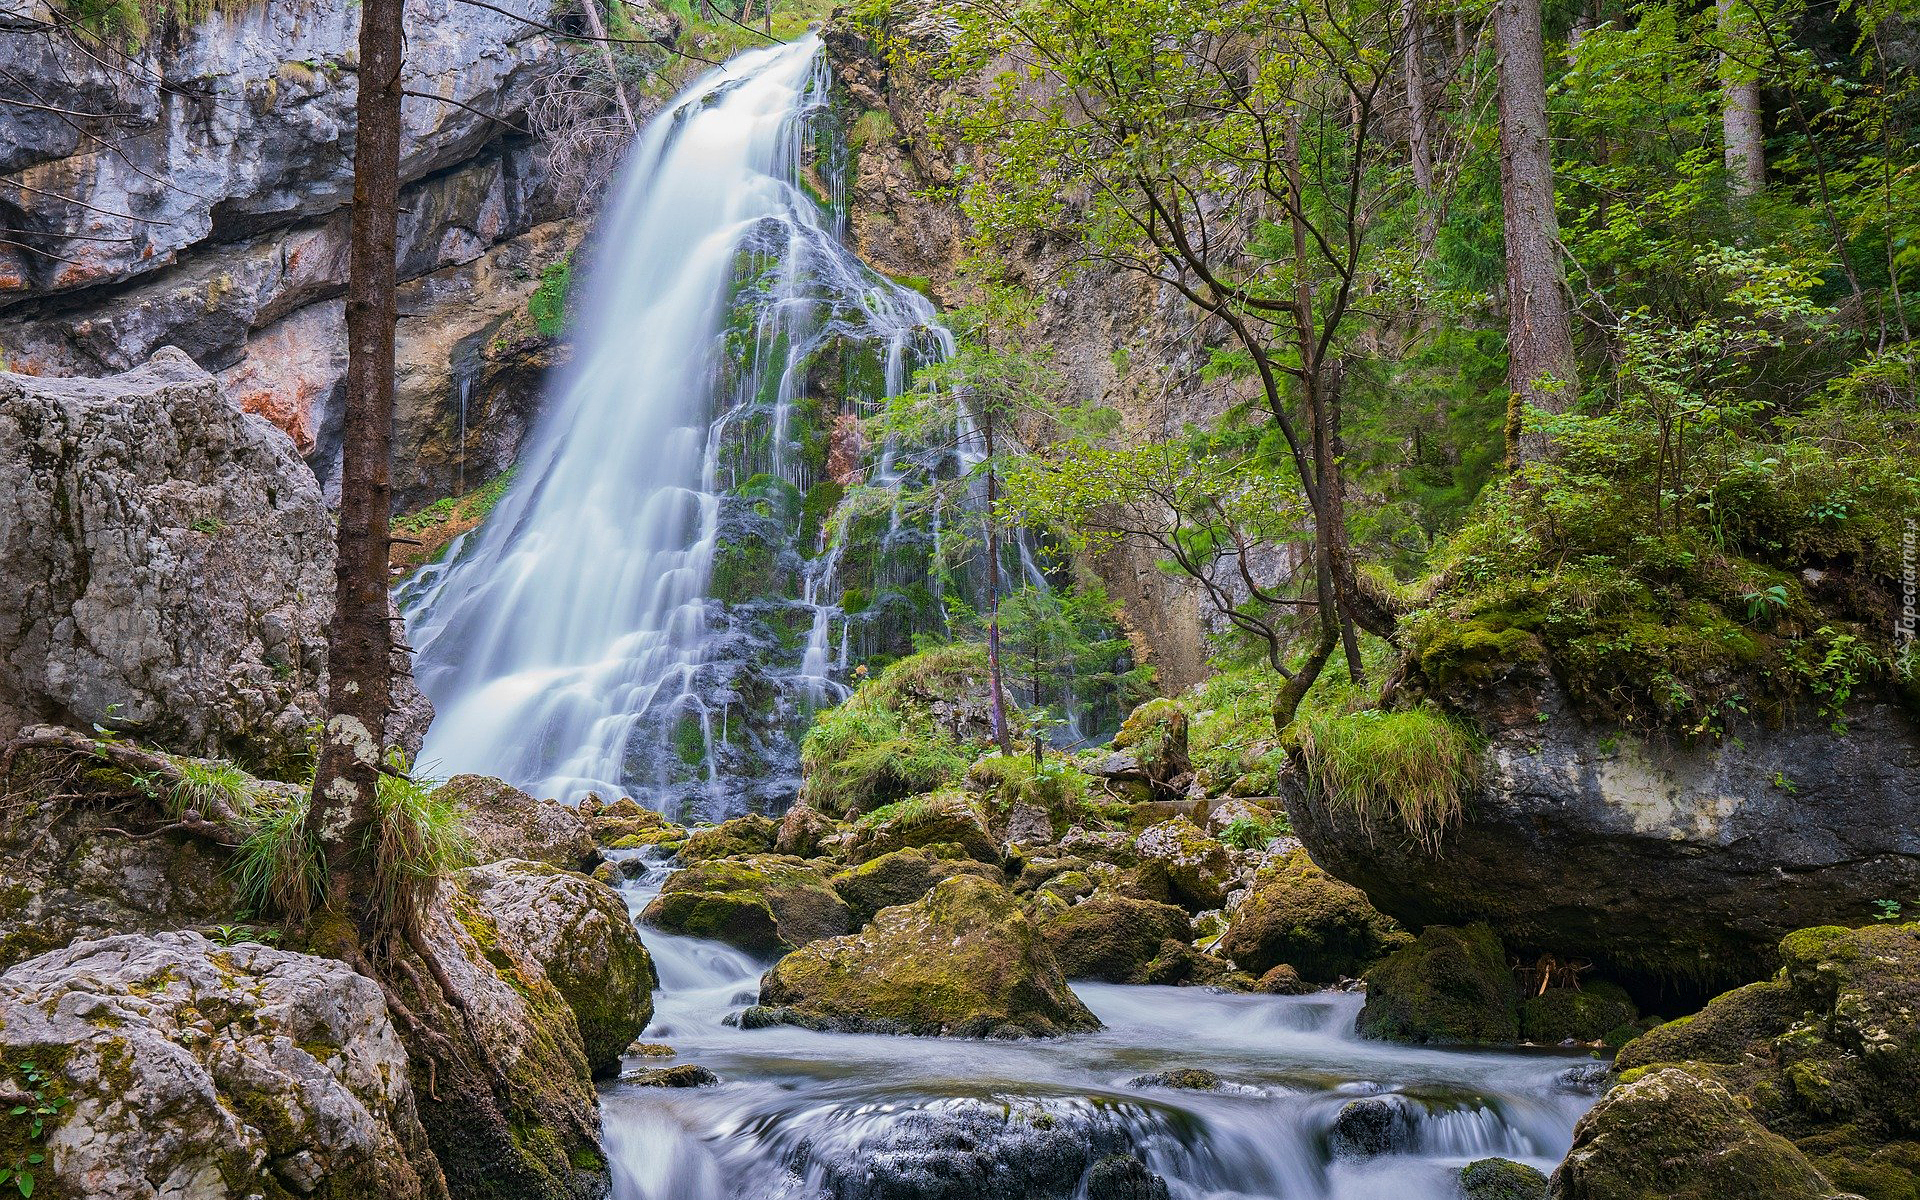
[1492,0,1578,463]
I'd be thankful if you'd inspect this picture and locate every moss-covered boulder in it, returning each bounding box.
[641,855,851,956]
[1550,1069,1845,1199]
[678,813,779,862]
[437,774,597,871]
[1520,981,1638,1045]
[755,876,1100,1037]
[1462,1157,1550,1200]
[1610,922,1920,1200]
[829,847,1002,924]
[843,789,1001,866]
[1255,964,1315,994]
[776,802,843,858]
[1132,817,1234,910]
[1357,923,1519,1044]
[1114,697,1192,785]
[799,645,995,816]
[459,859,655,1077]
[1039,892,1192,983]
[1218,848,1406,982]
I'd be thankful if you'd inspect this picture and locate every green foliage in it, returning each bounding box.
[229,788,323,920]
[370,754,475,914]
[169,760,254,820]
[0,1057,66,1198]
[800,645,994,816]
[1219,813,1291,851]
[528,253,574,339]
[944,582,1152,740]
[1287,706,1479,853]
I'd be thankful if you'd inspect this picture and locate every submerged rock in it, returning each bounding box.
[1218,848,1406,982]
[440,774,597,871]
[0,932,443,1200]
[459,859,655,1077]
[1357,924,1520,1045]
[1610,922,1920,1199]
[1327,1096,1416,1158]
[1462,1157,1550,1200]
[642,854,852,956]
[1039,892,1192,983]
[1550,1069,1844,1199]
[757,876,1100,1037]
[0,349,430,774]
[1084,1154,1172,1200]
[622,1064,719,1088]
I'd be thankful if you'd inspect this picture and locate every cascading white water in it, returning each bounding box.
[402,36,952,811]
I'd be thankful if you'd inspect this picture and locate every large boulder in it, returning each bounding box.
[641,855,852,956]
[829,847,1003,924]
[0,350,430,775]
[1356,924,1520,1045]
[678,813,779,862]
[1039,893,1193,983]
[1218,848,1406,982]
[1132,817,1234,910]
[439,775,596,871]
[1288,666,1920,990]
[843,789,1001,866]
[755,876,1100,1037]
[1611,922,1920,1199]
[1550,1069,1846,1199]
[458,859,655,1077]
[0,932,444,1200]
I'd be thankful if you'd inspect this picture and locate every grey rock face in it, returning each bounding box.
[1288,667,1920,991]
[459,858,656,1077]
[439,773,598,871]
[0,931,444,1200]
[0,349,430,772]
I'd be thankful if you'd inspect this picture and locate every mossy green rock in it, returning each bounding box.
[757,875,1100,1037]
[1113,698,1191,784]
[1461,1157,1549,1199]
[844,789,1000,866]
[678,813,779,862]
[829,847,1002,924]
[1132,817,1234,910]
[1357,923,1519,1044]
[1611,922,1920,1200]
[1520,981,1638,1044]
[1039,892,1192,983]
[1219,848,1406,982]
[641,855,851,956]
[1550,1068,1844,1199]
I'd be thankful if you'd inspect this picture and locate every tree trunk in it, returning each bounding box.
[308,0,405,923]
[1717,0,1765,199]
[1493,0,1578,465]
[1400,0,1438,257]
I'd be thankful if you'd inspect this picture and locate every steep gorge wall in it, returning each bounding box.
[0,0,615,508]
[825,7,1251,692]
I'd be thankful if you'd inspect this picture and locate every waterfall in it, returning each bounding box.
[401,35,959,817]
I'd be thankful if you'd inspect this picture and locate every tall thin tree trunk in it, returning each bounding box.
[1400,0,1438,257]
[308,0,406,923]
[580,0,636,133]
[1493,0,1577,465]
[1717,0,1765,199]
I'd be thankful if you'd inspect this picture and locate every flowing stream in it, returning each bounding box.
[605,853,1597,1200]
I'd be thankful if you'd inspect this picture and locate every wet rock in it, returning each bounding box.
[642,855,852,956]
[1255,964,1316,995]
[757,876,1100,1037]
[459,859,656,1077]
[679,813,780,861]
[1288,666,1920,991]
[844,789,1002,866]
[1519,982,1638,1045]
[1040,892,1192,983]
[1136,940,1252,989]
[1461,1157,1550,1200]
[0,931,441,1200]
[1558,1063,1611,1094]
[1611,922,1920,1199]
[1550,1069,1845,1199]
[1084,1153,1172,1200]
[1219,848,1407,983]
[1357,924,1520,1045]
[1328,1096,1416,1158]
[777,802,843,857]
[1133,817,1234,910]
[622,1064,719,1088]
[830,847,1003,924]
[0,349,431,774]
[1127,1068,1222,1090]
[439,774,596,871]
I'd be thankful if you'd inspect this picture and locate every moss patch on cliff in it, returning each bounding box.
[389,468,517,571]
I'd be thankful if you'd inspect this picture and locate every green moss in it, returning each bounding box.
[1357,923,1519,1045]
[800,646,995,816]
[1217,848,1406,982]
[1459,1157,1549,1200]
[1518,981,1638,1044]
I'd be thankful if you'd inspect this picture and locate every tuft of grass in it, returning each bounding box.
[1287,705,1479,853]
[169,760,254,819]
[230,787,324,919]
[369,755,475,923]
